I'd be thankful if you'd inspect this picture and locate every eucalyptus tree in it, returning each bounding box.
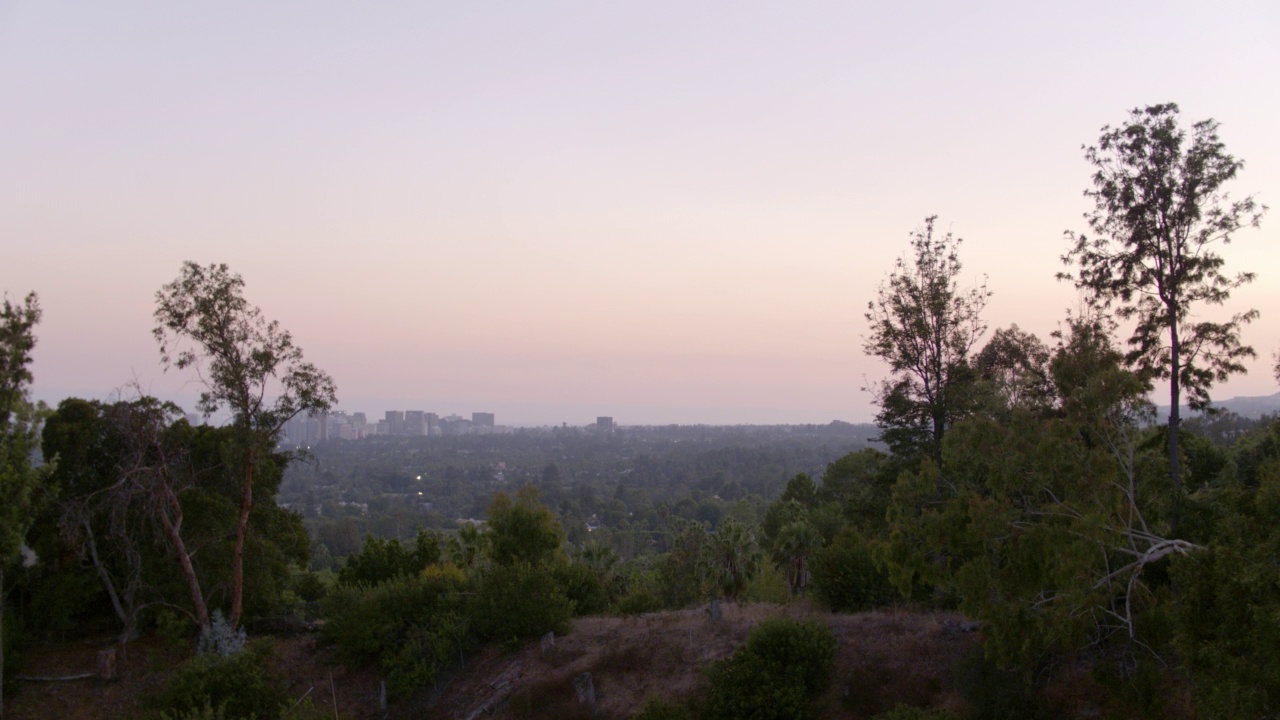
[0,292,44,720]
[1061,103,1267,500]
[865,216,991,462]
[155,262,336,629]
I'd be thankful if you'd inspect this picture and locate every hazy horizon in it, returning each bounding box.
[5,2,1279,426]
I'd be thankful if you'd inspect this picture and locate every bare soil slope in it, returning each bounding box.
[7,604,979,720]
[410,603,978,720]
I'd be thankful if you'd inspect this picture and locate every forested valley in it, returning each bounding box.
[3,103,1278,720]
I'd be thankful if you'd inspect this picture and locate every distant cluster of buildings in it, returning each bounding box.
[284,409,507,445]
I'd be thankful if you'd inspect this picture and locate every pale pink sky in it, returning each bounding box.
[3,2,1279,425]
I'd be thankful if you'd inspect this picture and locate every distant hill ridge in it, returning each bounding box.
[1157,392,1280,420]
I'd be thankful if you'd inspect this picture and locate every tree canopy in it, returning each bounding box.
[1061,102,1267,497]
[155,262,336,629]
[865,216,990,462]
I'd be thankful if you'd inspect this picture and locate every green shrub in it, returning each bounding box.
[870,707,954,720]
[810,529,896,612]
[472,562,571,648]
[954,647,1044,720]
[153,640,286,720]
[616,587,664,616]
[2,608,24,697]
[702,618,837,720]
[292,571,328,603]
[635,695,692,720]
[1171,542,1280,719]
[153,607,195,647]
[552,561,608,616]
[160,701,227,720]
[337,531,440,587]
[320,567,470,698]
[744,561,791,604]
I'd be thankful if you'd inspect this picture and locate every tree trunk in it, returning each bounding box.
[228,456,254,630]
[2,568,6,720]
[84,520,128,631]
[1169,325,1182,534]
[158,485,210,630]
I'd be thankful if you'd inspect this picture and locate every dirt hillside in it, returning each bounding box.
[407,602,979,720]
[7,604,982,720]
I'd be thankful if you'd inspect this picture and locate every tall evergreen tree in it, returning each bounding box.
[1061,103,1267,508]
[154,262,336,629]
[0,292,44,720]
[864,216,990,462]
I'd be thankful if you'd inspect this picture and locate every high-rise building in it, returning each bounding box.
[440,414,470,436]
[472,412,495,427]
[597,416,615,431]
[404,410,427,436]
[426,412,439,436]
[385,410,404,436]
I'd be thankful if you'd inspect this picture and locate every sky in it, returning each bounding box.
[2,1,1279,426]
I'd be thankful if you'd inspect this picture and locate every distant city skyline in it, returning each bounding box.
[5,2,1278,426]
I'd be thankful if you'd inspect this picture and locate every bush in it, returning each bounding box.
[292,571,328,603]
[197,610,246,657]
[810,529,896,612]
[870,707,954,720]
[616,587,664,616]
[1172,542,1280,719]
[954,647,1044,720]
[2,608,24,697]
[153,640,286,720]
[702,618,837,720]
[320,567,470,698]
[552,561,608,616]
[336,531,440,587]
[160,702,228,720]
[472,562,571,648]
[635,695,692,720]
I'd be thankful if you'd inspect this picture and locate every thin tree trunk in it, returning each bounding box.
[2,568,6,720]
[228,456,254,630]
[83,520,128,630]
[1169,325,1182,534]
[158,484,209,630]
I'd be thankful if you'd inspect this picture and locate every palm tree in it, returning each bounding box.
[704,520,761,604]
[772,521,821,596]
[447,523,488,569]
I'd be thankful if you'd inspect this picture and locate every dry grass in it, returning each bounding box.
[22,604,1181,720]
[418,603,979,720]
[5,633,384,720]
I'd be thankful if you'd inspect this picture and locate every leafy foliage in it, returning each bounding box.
[810,528,895,612]
[154,261,336,629]
[1171,458,1280,719]
[702,618,837,720]
[953,646,1045,720]
[635,696,691,720]
[471,562,571,648]
[1061,102,1266,495]
[864,216,990,462]
[870,707,954,720]
[337,530,441,587]
[1,290,46,715]
[153,639,287,720]
[320,566,471,698]
[486,485,564,567]
[704,519,761,603]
